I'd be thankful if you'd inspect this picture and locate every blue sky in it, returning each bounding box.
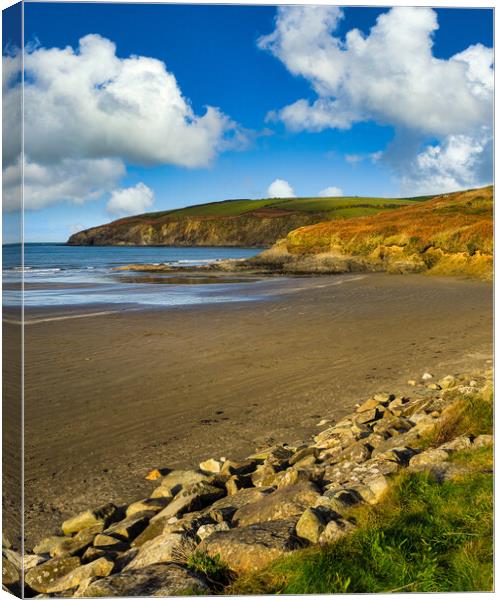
[2,3,493,242]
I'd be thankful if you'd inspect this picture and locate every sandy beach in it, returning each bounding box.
[15,273,492,549]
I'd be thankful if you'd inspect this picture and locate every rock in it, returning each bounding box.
[427,383,441,390]
[439,435,472,453]
[289,447,318,466]
[2,534,12,550]
[272,466,322,489]
[199,458,223,475]
[2,557,19,587]
[43,557,114,593]
[24,554,47,570]
[151,481,225,522]
[33,536,68,555]
[154,469,209,497]
[337,442,372,463]
[409,448,449,469]
[355,407,383,424]
[356,394,391,413]
[318,518,356,544]
[104,512,155,542]
[250,464,278,487]
[225,475,249,495]
[407,380,417,386]
[206,487,274,522]
[474,434,493,448]
[93,534,129,551]
[247,445,294,464]
[62,503,118,536]
[373,447,417,467]
[126,497,171,518]
[233,482,320,527]
[50,526,102,558]
[296,507,337,544]
[411,413,438,436]
[421,372,433,380]
[131,519,167,549]
[74,564,209,597]
[316,419,330,427]
[145,469,162,481]
[197,522,230,541]
[221,459,257,477]
[123,532,186,571]
[199,519,302,573]
[362,473,391,504]
[24,556,81,593]
[372,415,414,436]
[438,375,458,390]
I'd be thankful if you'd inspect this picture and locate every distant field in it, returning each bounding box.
[138,194,432,221]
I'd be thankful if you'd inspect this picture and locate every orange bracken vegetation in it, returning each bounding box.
[283,186,493,280]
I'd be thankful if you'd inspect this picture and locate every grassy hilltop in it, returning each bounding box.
[67,194,431,247]
[253,186,493,280]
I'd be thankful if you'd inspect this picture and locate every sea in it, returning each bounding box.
[2,243,269,309]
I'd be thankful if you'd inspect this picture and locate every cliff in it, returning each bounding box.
[251,186,493,280]
[67,195,430,247]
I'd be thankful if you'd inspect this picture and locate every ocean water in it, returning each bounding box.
[2,243,266,309]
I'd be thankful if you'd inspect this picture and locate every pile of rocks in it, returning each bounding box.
[3,369,493,597]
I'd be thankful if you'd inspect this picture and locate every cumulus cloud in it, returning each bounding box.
[267,179,295,198]
[3,34,244,211]
[319,186,343,197]
[259,6,493,192]
[107,182,155,217]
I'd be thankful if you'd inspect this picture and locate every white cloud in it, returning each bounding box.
[259,6,493,191]
[267,179,295,198]
[319,186,343,197]
[3,35,245,212]
[107,182,155,217]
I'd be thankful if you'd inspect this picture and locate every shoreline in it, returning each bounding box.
[15,273,493,549]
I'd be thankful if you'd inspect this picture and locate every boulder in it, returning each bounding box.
[196,522,231,541]
[2,557,19,587]
[438,375,458,390]
[24,556,81,593]
[123,532,186,571]
[474,434,493,448]
[199,458,223,475]
[439,435,472,454]
[50,526,102,558]
[199,519,302,573]
[318,518,356,544]
[233,482,320,527]
[296,507,338,544]
[151,482,225,522]
[289,447,319,466]
[354,407,383,425]
[126,497,171,518]
[42,557,114,593]
[62,503,118,536]
[104,512,155,542]
[250,464,278,487]
[409,448,449,469]
[33,536,68,555]
[93,534,129,552]
[206,487,274,522]
[131,519,167,549]
[74,563,209,597]
[221,459,257,477]
[154,469,209,497]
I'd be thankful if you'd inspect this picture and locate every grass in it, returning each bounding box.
[186,551,233,591]
[228,381,493,595]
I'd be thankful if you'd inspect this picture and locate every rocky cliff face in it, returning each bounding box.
[67,213,325,248]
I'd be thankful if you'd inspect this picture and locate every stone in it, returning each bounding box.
[439,435,472,454]
[155,469,209,496]
[422,372,433,380]
[337,442,372,463]
[427,383,441,391]
[131,519,167,549]
[33,536,68,555]
[151,481,225,522]
[221,459,257,477]
[296,507,337,544]
[74,564,209,597]
[247,445,294,464]
[409,448,449,469]
[62,503,118,536]
[197,522,230,541]
[104,512,155,542]
[50,526,102,558]
[93,534,129,551]
[407,380,417,386]
[225,475,249,495]
[2,534,12,550]
[44,557,114,593]
[355,407,383,424]
[374,447,417,467]
[372,416,414,436]
[145,469,162,481]
[206,486,274,523]
[24,554,47,570]
[123,532,186,571]
[199,519,302,573]
[362,474,391,504]
[233,482,320,527]
[438,375,458,390]
[474,434,493,448]
[2,557,19,587]
[126,497,171,518]
[250,464,279,487]
[289,447,318,466]
[272,466,320,489]
[24,556,81,593]
[318,518,356,544]
[199,458,223,475]
[411,413,438,436]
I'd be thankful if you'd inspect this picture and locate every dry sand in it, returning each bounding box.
[7,273,492,549]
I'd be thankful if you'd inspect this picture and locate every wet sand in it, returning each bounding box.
[14,273,492,549]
